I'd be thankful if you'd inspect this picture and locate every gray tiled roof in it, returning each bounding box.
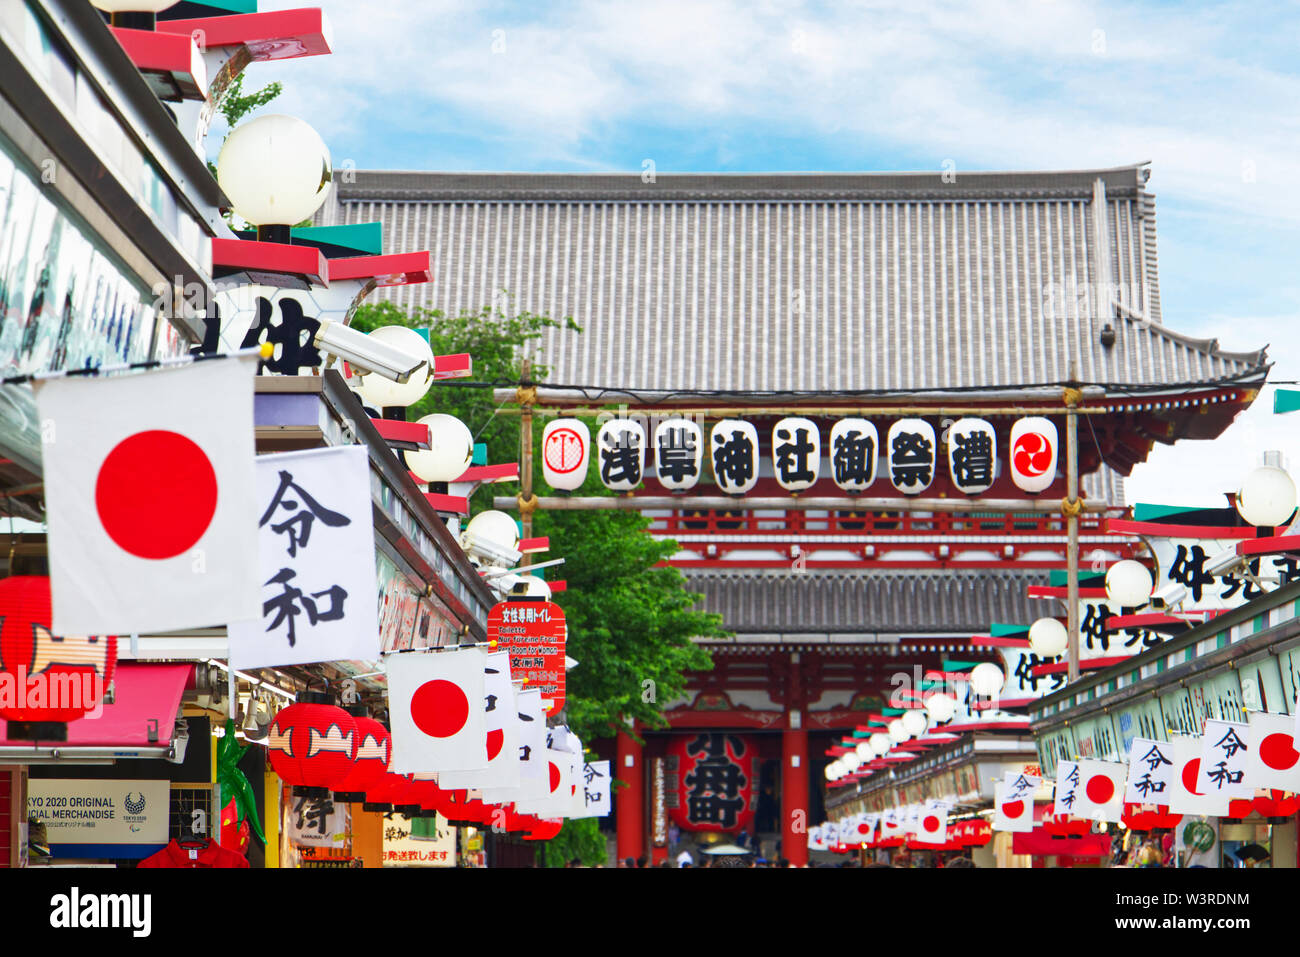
[321,165,1266,395]
[682,570,1040,635]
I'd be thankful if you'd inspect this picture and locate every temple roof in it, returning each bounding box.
[322,164,1267,396]
[682,570,1041,636]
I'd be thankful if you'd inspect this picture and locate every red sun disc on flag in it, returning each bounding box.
[544,428,584,473]
[486,728,504,761]
[548,761,561,793]
[1181,758,1204,795]
[95,430,218,560]
[410,679,470,738]
[923,815,940,832]
[1085,774,1115,804]
[1260,732,1300,770]
[1001,800,1024,817]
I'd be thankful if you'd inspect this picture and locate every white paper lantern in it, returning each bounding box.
[1009,416,1058,494]
[900,709,928,737]
[1105,560,1154,608]
[869,732,891,756]
[947,417,997,495]
[217,114,332,227]
[925,692,957,723]
[1028,617,1068,657]
[970,662,1005,697]
[1237,462,1297,527]
[541,418,590,492]
[886,418,936,495]
[654,418,703,491]
[463,510,520,553]
[352,326,433,409]
[772,417,821,491]
[887,718,910,744]
[710,420,760,495]
[405,413,473,484]
[828,418,879,493]
[596,419,645,491]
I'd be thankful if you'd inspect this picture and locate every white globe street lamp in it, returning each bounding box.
[925,692,957,723]
[842,752,862,772]
[970,662,1005,697]
[1028,617,1069,657]
[353,327,433,409]
[855,741,873,761]
[901,709,928,737]
[217,114,332,238]
[1105,560,1154,608]
[406,414,474,486]
[1237,455,1297,528]
[887,718,909,744]
[869,733,892,756]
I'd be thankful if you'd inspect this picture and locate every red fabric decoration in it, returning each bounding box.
[1253,789,1300,822]
[267,701,357,792]
[1224,798,1255,822]
[0,576,117,725]
[1122,803,1183,831]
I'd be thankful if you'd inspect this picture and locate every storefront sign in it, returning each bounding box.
[28,779,168,849]
[382,812,455,867]
[487,601,566,713]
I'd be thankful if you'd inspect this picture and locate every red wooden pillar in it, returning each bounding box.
[616,730,644,863]
[782,727,809,866]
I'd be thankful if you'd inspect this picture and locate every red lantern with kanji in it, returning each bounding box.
[667,732,757,833]
[1253,790,1300,823]
[332,711,391,803]
[267,693,357,797]
[0,575,117,738]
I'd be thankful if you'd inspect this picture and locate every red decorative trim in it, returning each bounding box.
[1106,518,1257,539]
[370,419,430,448]
[111,28,206,98]
[158,9,333,60]
[941,719,1030,732]
[518,536,549,553]
[1030,655,1132,676]
[1105,612,1191,630]
[455,464,520,484]
[548,580,567,593]
[211,238,328,286]
[1027,585,1108,599]
[1238,534,1300,556]
[327,252,431,287]
[424,492,469,514]
[972,696,1036,710]
[969,635,1031,648]
[433,354,473,380]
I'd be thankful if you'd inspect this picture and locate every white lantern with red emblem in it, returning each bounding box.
[542,418,590,492]
[1009,417,1058,493]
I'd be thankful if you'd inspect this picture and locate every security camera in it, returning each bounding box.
[1149,582,1188,610]
[461,532,522,568]
[313,320,427,382]
[1207,546,1244,578]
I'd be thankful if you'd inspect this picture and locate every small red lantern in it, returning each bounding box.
[1253,790,1300,823]
[1122,803,1182,831]
[0,576,117,739]
[267,693,358,797]
[1044,813,1091,838]
[333,710,390,803]
[362,771,411,812]
[523,817,563,841]
[1223,798,1255,823]
[963,819,993,847]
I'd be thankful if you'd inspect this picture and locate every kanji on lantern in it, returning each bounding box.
[710,420,759,496]
[772,417,820,491]
[829,418,878,493]
[947,417,996,495]
[887,418,936,494]
[596,419,646,491]
[654,418,703,491]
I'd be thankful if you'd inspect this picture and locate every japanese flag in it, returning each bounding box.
[917,801,949,844]
[36,358,260,634]
[517,747,573,816]
[437,651,520,791]
[1247,710,1300,791]
[879,808,903,839]
[1196,719,1254,801]
[1074,761,1126,822]
[852,812,875,843]
[1167,735,1230,816]
[386,647,487,773]
[993,780,1034,832]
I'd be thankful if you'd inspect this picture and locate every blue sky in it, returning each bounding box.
[245,0,1300,504]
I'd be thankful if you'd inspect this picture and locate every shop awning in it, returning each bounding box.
[0,663,193,761]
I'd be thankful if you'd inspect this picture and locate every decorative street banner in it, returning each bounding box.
[1053,760,1081,816]
[228,447,380,669]
[1124,738,1176,804]
[381,812,456,868]
[1168,734,1230,816]
[28,779,168,851]
[36,358,260,634]
[1145,534,1300,614]
[1196,719,1254,800]
[436,651,520,791]
[992,778,1034,832]
[1074,761,1125,822]
[486,601,567,713]
[1247,710,1300,791]
[666,732,756,833]
[386,646,488,774]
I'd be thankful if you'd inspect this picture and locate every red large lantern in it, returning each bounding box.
[267,693,358,797]
[1044,813,1091,838]
[1223,798,1255,823]
[0,576,117,738]
[667,732,757,833]
[523,817,563,841]
[332,711,391,803]
[364,771,414,812]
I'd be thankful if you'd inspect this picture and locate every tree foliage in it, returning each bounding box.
[350,299,722,748]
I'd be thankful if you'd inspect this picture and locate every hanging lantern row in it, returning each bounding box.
[544,415,1059,496]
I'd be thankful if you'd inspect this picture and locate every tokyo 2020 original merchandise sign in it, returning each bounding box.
[28,779,169,851]
[486,601,566,714]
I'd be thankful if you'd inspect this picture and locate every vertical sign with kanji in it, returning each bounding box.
[229,447,380,668]
[667,732,755,833]
[486,600,567,713]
